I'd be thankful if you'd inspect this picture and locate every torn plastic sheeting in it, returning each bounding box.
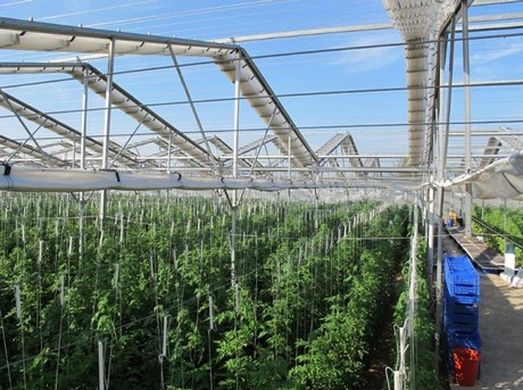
[443,152,523,200]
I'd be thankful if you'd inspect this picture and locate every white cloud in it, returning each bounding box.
[332,34,402,72]
[472,41,523,64]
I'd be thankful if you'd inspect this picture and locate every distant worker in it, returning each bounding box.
[448,209,458,227]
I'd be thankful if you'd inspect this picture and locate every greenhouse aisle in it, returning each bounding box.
[444,235,523,389]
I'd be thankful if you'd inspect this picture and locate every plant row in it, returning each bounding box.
[0,193,407,389]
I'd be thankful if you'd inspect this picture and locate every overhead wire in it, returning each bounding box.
[0,0,32,7]
[3,119,523,144]
[86,0,300,29]
[0,79,521,123]
[34,0,159,22]
[127,1,365,35]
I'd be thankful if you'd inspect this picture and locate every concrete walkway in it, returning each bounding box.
[445,234,523,389]
[473,274,523,389]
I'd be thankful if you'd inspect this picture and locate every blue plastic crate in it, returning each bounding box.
[446,275,478,292]
[447,330,482,351]
[445,301,479,317]
[445,288,480,306]
[444,311,479,326]
[444,311,479,327]
[446,283,479,299]
[447,274,479,288]
[445,254,476,272]
[444,317,478,335]
[445,267,477,278]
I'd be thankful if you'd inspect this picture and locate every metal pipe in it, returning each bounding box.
[80,67,88,170]
[219,154,509,159]
[109,115,148,169]
[167,133,172,175]
[168,45,215,160]
[230,51,241,314]
[100,38,115,221]
[237,106,277,204]
[436,15,456,359]
[232,52,241,180]
[436,16,456,352]
[101,39,115,169]
[462,0,473,236]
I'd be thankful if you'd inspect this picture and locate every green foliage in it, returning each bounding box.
[473,205,523,267]
[392,236,442,390]
[0,193,408,389]
[290,206,409,389]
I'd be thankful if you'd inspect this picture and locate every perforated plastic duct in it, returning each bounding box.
[383,0,460,166]
[0,165,418,192]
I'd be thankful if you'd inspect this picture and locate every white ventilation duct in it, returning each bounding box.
[383,0,459,166]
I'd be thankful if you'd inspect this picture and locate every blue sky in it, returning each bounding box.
[0,0,522,162]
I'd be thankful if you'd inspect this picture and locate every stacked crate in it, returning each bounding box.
[444,254,481,371]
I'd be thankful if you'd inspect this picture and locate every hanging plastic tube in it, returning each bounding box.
[208,294,215,331]
[98,340,105,390]
[113,263,120,290]
[59,275,65,307]
[21,224,26,244]
[119,214,124,244]
[161,316,169,358]
[38,240,43,264]
[14,284,22,321]
[67,236,73,257]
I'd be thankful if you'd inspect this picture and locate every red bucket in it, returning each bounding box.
[452,348,481,386]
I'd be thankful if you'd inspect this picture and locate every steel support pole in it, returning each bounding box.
[80,67,89,171]
[167,133,173,174]
[109,115,147,169]
[436,16,456,355]
[230,52,241,310]
[462,0,473,236]
[168,45,215,160]
[100,38,115,221]
[79,69,88,256]
[232,52,241,180]
[101,39,115,170]
[0,90,50,163]
[72,139,76,168]
[427,187,435,280]
[237,106,277,204]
